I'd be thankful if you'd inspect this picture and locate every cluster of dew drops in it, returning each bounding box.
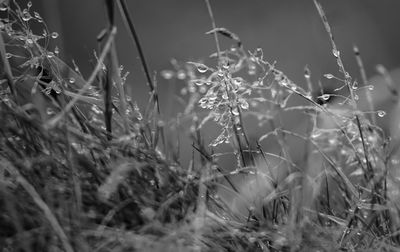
[0,1,59,54]
[322,72,386,118]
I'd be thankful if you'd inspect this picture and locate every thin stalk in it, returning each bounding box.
[354,45,376,125]
[204,0,221,66]
[0,31,16,97]
[116,0,160,114]
[313,0,357,109]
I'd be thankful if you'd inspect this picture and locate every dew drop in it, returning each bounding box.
[391,159,400,165]
[240,100,249,110]
[367,85,374,91]
[91,105,102,115]
[232,77,242,85]
[54,46,59,55]
[354,94,359,101]
[176,70,186,80]
[352,81,358,90]
[5,53,12,59]
[248,64,256,75]
[160,70,174,80]
[332,49,340,58]
[69,77,75,84]
[217,70,224,77]
[34,11,41,19]
[188,86,196,93]
[197,64,208,73]
[26,38,33,44]
[46,107,55,116]
[22,9,32,21]
[0,6,8,11]
[304,69,310,79]
[47,52,55,58]
[321,94,330,101]
[199,86,207,93]
[271,88,277,98]
[324,74,334,79]
[377,110,386,118]
[51,32,59,39]
[311,131,322,139]
[194,79,204,86]
[232,108,239,116]
[180,88,187,95]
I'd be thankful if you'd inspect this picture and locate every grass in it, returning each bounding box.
[0,0,400,251]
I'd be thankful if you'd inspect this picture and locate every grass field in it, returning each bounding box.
[1,0,400,251]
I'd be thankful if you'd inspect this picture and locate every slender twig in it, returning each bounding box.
[204,0,221,66]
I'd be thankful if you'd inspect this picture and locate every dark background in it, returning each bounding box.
[31,0,400,109]
[25,0,400,165]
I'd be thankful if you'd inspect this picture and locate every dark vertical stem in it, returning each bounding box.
[116,0,160,114]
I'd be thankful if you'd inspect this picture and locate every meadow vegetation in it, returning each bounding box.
[0,0,400,251]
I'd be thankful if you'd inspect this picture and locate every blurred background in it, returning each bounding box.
[31,0,400,107]
[26,0,400,165]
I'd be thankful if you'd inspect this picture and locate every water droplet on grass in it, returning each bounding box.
[27,1,32,8]
[51,32,59,39]
[46,107,55,115]
[197,64,209,73]
[232,77,242,85]
[91,105,102,114]
[240,100,249,109]
[332,49,340,58]
[160,70,174,80]
[176,70,186,80]
[232,108,239,116]
[367,85,374,91]
[377,110,386,117]
[69,77,75,84]
[34,11,41,19]
[194,79,205,86]
[324,74,334,79]
[304,70,310,79]
[321,94,330,101]
[248,64,256,75]
[22,10,32,21]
